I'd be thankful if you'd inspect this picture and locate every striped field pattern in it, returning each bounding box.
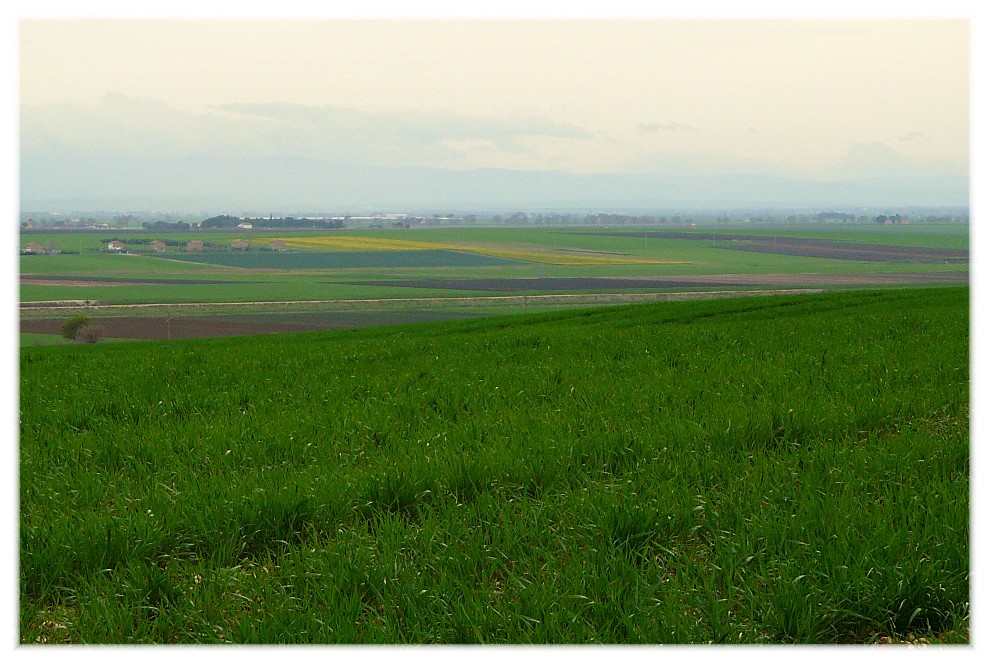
[266,235,682,266]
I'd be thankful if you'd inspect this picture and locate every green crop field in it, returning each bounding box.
[19,332,69,347]
[19,287,969,644]
[18,226,969,318]
[163,249,524,269]
[580,225,969,250]
[19,252,222,277]
[20,281,493,307]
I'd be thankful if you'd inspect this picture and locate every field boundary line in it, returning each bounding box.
[19,289,826,314]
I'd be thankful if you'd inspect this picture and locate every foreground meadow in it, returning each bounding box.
[19,287,969,644]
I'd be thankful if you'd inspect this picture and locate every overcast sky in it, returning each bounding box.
[19,18,969,182]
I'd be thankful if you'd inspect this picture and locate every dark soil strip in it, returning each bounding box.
[720,240,967,263]
[20,310,475,341]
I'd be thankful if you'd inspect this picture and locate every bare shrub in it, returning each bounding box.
[76,325,104,344]
[62,316,103,343]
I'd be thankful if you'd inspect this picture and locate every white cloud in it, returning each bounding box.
[21,95,599,171]
[621,150,783,177]
[826,140,968,180]
[638,122,700,133]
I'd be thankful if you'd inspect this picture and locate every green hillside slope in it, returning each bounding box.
[19,287,969,644]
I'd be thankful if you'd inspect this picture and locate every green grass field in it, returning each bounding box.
[19,286,969,644]
[19,332,68,346]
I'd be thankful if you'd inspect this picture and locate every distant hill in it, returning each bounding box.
[20,154,969,213]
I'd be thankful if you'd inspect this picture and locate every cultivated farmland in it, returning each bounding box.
[18,225,969,343]
[163,249,525,269]
[19,287,969,644]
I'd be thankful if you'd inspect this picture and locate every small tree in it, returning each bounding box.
[62,315,102,343]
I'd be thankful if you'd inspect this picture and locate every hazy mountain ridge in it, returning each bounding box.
[20,154,969,213]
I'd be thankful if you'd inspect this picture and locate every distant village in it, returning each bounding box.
[19,207,970,236]
[20,236,291,256]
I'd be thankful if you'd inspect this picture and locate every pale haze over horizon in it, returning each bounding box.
[19,20,970,210]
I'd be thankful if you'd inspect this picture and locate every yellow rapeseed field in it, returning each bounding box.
[269,236,448,252]
[266,235,681,266]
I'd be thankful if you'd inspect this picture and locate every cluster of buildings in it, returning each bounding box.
[102,238,289,254]
[20,242,60,255]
